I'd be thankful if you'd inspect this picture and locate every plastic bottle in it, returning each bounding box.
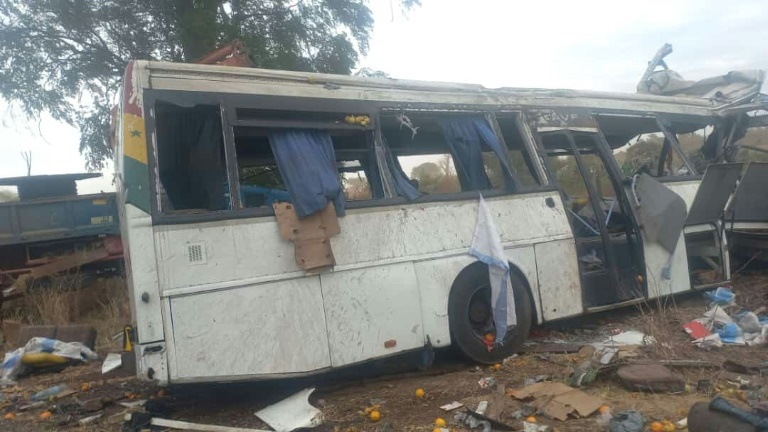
[30,385,67,401]
[596,406,613,429]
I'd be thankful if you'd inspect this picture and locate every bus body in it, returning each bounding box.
[116,60,765,384]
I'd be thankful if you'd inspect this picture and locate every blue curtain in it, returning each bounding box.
[268,129,346,218]
[382,135,421,200]
[440,117,515,191]
[156,104,227,211]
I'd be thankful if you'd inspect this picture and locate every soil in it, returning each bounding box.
[2,273,768,432]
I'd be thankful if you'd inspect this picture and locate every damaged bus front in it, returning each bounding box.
[115,50,767,385]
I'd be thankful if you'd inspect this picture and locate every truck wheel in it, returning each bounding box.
[448,264,533,364]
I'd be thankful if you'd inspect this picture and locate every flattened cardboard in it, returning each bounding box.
[295,237,335,273]
[274,202,340,272]
[511,382,604,421]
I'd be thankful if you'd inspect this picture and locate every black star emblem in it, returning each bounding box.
[130,129,141,137]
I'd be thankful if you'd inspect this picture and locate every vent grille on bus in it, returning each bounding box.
[187,244,205,264]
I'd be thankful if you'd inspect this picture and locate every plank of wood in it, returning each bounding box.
[523,343,584,354]
[659,360,720,368]
[151,418,271,432]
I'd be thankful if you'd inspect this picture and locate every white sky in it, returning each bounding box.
[1,0,766,194]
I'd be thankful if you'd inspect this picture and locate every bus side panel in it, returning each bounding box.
[643,181,699,298]
[167,277,331,380]
[153,194,570,293]
[320,262,424,367]
[414,255,475,348]
[125,205,165,344]
[123,205,168,383]
[535,239,582,320]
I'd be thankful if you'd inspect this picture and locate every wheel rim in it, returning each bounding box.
[467,284,494,339]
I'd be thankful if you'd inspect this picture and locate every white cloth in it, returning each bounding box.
[469,195,517,343]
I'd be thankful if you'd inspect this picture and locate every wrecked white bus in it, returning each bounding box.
[116,57,766,385]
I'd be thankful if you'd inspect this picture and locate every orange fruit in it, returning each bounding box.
[525,416,536,423]
[3,413,15,420]
[662,421,675,432]
[484,333,495,343]
[369,410,381,422]
[435,418,447,427]
[651,421,663,432]
[415,388,425,398]
[80,382,91,392]
[491,363,501,371]
[598,405,611,414]
[39,411,52,420]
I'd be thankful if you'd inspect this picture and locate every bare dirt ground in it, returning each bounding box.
[3,273,768,431]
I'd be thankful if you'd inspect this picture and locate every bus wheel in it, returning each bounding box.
[448,264,533,364]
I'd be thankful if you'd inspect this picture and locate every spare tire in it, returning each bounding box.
[448,263,533,364]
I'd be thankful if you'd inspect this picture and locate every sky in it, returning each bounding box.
[1,0,766,195]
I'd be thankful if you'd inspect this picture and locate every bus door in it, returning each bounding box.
[539,129,646,309]
[594,114,729,297]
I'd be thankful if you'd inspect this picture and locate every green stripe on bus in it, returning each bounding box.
[123,156,151,213]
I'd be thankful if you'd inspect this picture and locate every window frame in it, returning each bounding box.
[593,113,704,183]
[144,90,557,226]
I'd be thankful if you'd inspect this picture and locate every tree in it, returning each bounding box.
[0,0,420,170]
[0,189,18,202]
[410,161,443,192]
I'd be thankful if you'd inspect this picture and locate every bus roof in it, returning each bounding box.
[133,60,765,118]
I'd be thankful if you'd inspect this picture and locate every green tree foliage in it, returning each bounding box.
[410,161,443,191]
[0,0,419,170]
[618,138,664,177]
[0,189,18,202]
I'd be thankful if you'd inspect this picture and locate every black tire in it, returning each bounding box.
[448,263,533,364]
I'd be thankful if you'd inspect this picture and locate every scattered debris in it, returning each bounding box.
[2,337,98,384]
[616,363,686,393]
[510,382,604,421]
[608,411,645,432]
[119,399,148,408]
[683,321,711,340]
[254,388,323,431]
[30,384,70,401]
[705,287,735,306]
[601,330,655,347]
[102,353,123,374]
[439,401,463,411]
[524,375,551,386]
[478,376,497,390]
[79,413,103,425]
[150,417,271,432]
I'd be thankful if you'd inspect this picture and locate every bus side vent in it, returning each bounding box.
[186,243,206,265]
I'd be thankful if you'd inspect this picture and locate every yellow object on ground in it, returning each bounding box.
[435,418,447,427]
[369,410,381,422]
[39,411,52,420]
[415,388,425,398]
[21,353,67,367]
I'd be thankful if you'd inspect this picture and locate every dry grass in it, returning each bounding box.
[2,275,130,353]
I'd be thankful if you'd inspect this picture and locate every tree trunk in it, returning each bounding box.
[175,0,221,61]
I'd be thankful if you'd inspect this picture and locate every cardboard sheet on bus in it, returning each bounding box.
[273,202,340,272]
